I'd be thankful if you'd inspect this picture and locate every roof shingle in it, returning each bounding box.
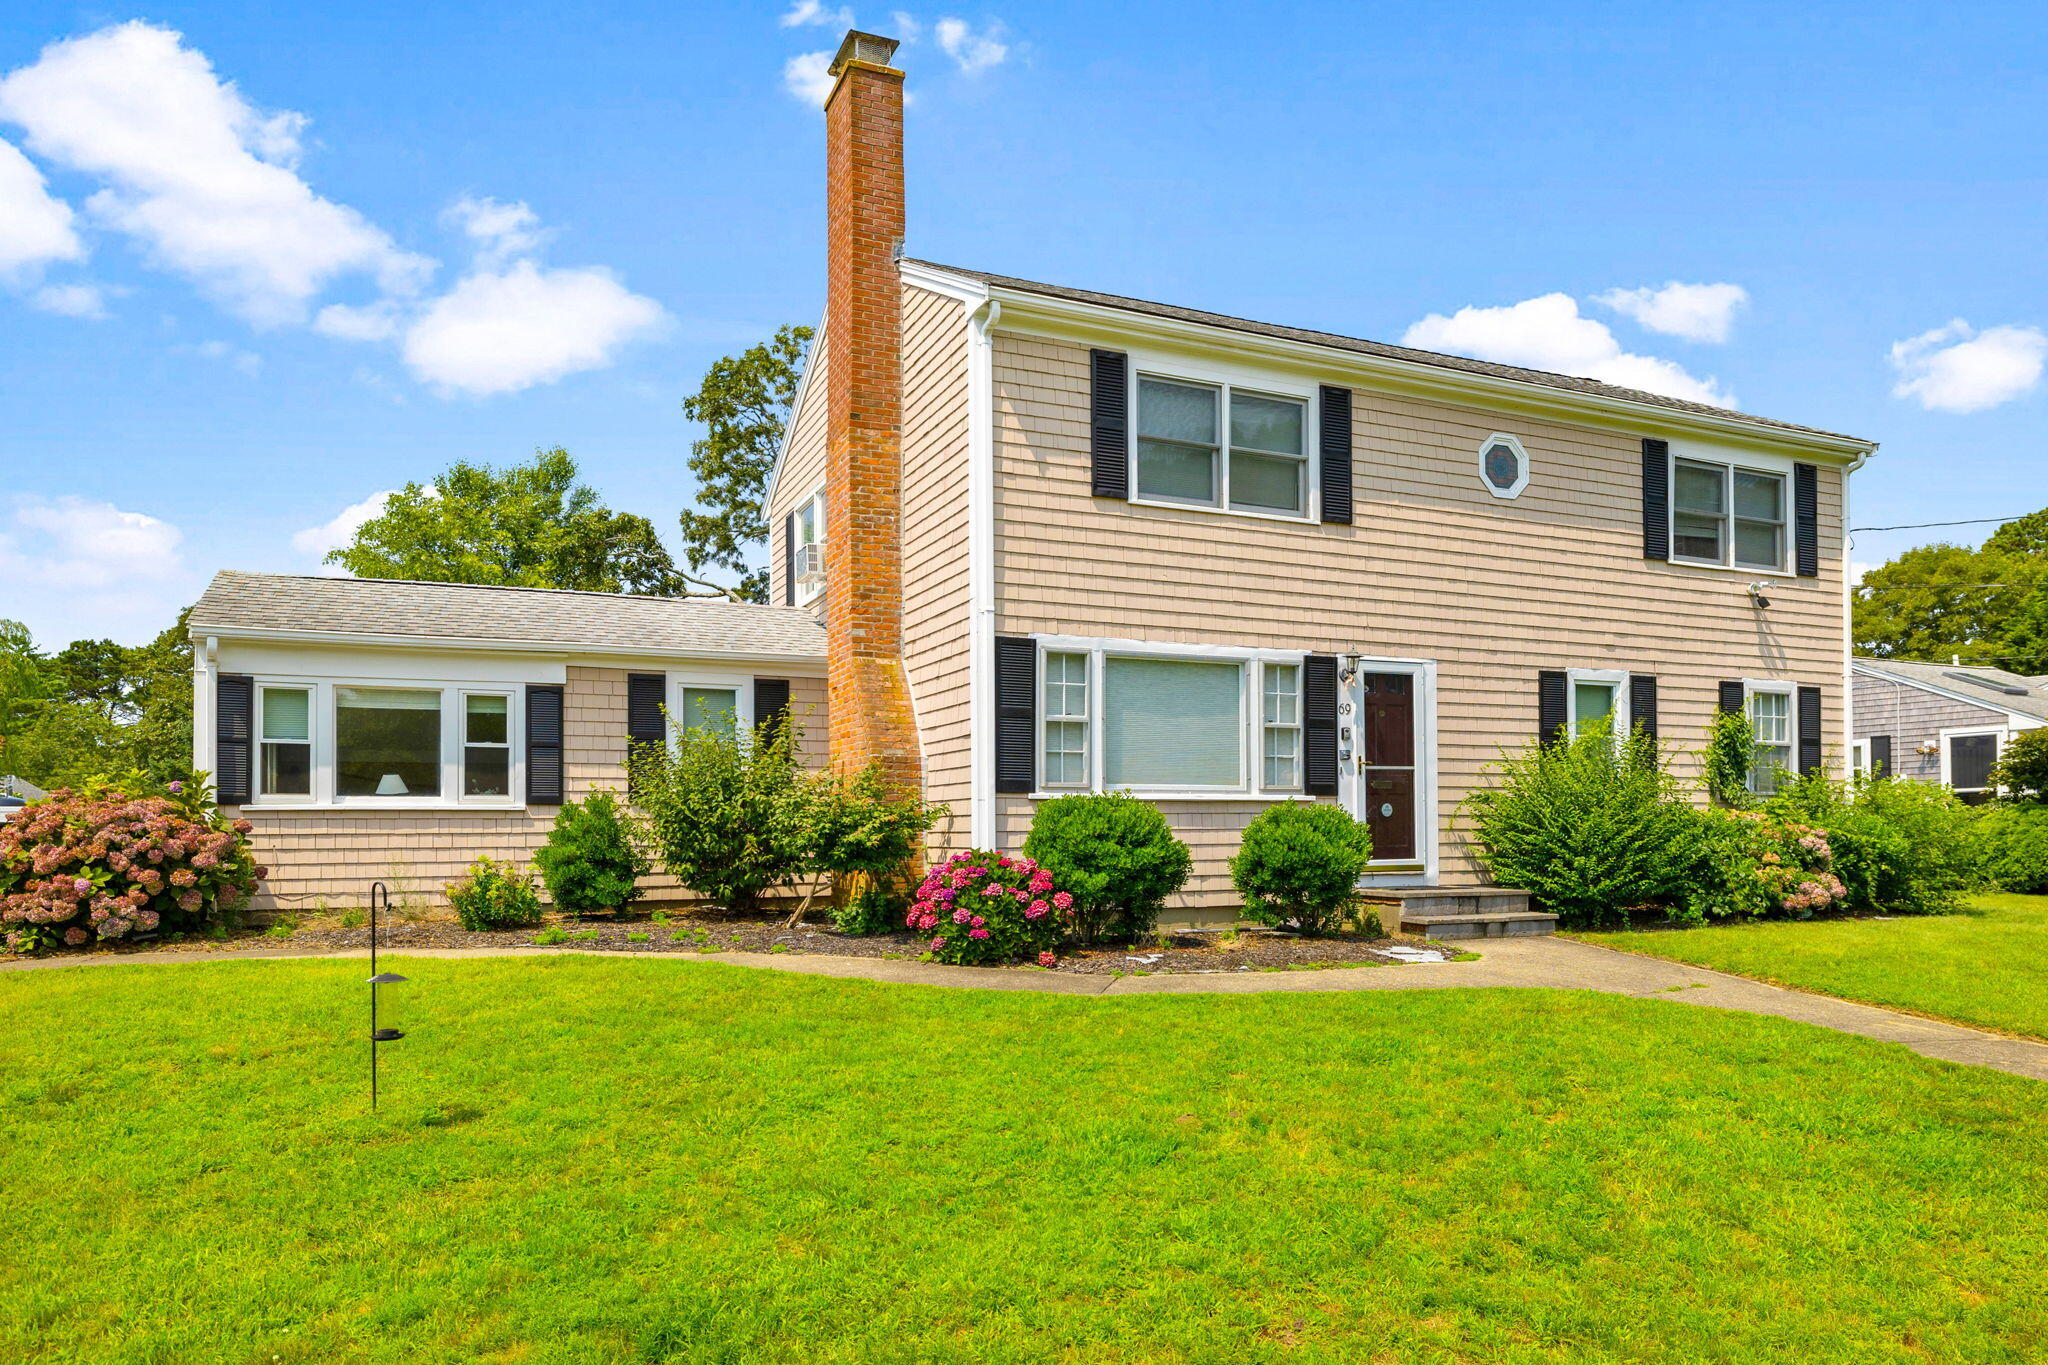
[1854,657,2048,723]
[189,572,828,660]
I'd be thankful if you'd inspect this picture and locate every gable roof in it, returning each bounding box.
[907,259,1871,447]
[1852,656,2048,724]
[189,572,828,662]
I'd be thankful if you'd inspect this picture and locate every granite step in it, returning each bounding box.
[1394,909,1560,939]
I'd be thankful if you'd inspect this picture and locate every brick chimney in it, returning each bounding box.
[822,30,921,792]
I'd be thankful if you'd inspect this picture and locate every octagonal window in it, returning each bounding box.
[1478,433,1529,499]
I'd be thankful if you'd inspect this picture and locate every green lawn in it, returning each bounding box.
[1577,894,2048,1041]
[7,958,2048,1363]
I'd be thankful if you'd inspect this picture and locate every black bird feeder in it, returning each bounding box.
[366,881,407,1109]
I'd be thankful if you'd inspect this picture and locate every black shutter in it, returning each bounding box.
[1538,670,1568,748]
[1629,674,1659,741]
[994,636,1037,794]
[526,685,564,805]
[1089,348,1130,500]
[626,672,665,798]
[1641,438,1670,561]
[1793,463,1820,577]
[215,674,253,805]
[784,511,798,605]
[1797,685,1823,775]
[753,678,790,743]
[1317,386,1354,526]
[1304,655,1339,795]
[1718,680,1745,716]
[1870,734,1892,778]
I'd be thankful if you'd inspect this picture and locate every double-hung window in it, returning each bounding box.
[258,685,312,797]
[1673,458,1788,572]
[462,693,512,797]
[1134,376,1310,518]
[678,685,741,741]
[1746,684,1794,794]
[1565,669,1629,742]
[1036,643,1305,795]
[791,488,826,603]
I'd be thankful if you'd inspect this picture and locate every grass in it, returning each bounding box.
[1576,894,2048,1040]
[7,958,2048,1363]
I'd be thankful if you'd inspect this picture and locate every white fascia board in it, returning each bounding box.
[1849,662,2045,725]
[987,289,1878,466]
[192,625,828,670]
[760,310,829,513]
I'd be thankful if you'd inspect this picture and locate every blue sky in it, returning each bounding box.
[2,1,2044,646]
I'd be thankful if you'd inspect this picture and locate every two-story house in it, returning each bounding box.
[190,28,1873,920]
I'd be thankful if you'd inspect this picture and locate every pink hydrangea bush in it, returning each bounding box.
[1687,808,1846,923]
[0,783,265,954]
[906,849,1077,966]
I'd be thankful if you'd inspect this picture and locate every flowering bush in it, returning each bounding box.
[1680,809,1846,925]
[447,856,545,930]
[906,850,1076,965]
[0,780,264,954]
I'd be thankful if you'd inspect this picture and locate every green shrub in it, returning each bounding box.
[1970,804,2048,893]
[1022,792,1193,943]
[1766,772,1980,914]
[1463,720,1700,929]
[1677,809,1845,925]
[908,850,1074,965]
[801,764,944,930]
[533,926,569,945]
[1705,708,1758,808]
[630,713,810,913]
[532,789,650,918]
[1229,802,1374,936]
[1990,729,2048,804]
[831,885,902,936]
[446,857,543,930]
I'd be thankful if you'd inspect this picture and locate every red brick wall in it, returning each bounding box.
[822,47,922,793]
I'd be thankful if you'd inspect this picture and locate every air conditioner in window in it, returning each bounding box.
[793,541,824,593]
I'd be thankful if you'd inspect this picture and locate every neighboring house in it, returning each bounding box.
[195,29,1877,917]
[188,573,828,910]
[1851,658,2048,803]
[0,776,48,800]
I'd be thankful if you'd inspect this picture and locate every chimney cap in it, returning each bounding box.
[830,30,901,74]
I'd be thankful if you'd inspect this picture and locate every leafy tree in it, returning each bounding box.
[678,324,812,604]
[0,614,192,791]
[0,620,51,746]
[1987,509,2048,559]
[1990,728,2048,804]
[326,448,722,597]
[1852,542,2041,664]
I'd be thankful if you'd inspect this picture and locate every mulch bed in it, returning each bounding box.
[43,911,1463,974]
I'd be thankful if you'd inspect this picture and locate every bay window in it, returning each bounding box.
[1035,643,1308,795]
[1673,457,1788,572]
[1134,375,1309,518]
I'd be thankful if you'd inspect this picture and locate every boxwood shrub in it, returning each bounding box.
[1022,792,1192,943]
[1229,802,1374,936]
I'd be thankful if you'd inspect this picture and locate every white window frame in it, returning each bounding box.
[458,689,517,801]
[241,678,526,811]
[1029,636,1311,800]
[1742,678,1796,795]
[1039,650,1091,790]
[256,683,314,799]
[1261,661,1304,793]
[668,671,756,747]
[1939,725,2007,801]
[1564,667,1631,742]
[1478,432,1531,499]
[1125,355,1319,526]
[1669,452,1793,576]
[1849,738,1871,778]
[792,486,827,605]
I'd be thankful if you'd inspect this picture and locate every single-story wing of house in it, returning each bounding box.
[1851,657,2048,802]
[188,571,828,911]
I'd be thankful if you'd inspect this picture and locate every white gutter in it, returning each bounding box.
[966,296,1001,846]
[187,625,829,668]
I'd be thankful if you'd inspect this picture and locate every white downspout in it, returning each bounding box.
[194,635,219,785]
[967,296,1000,847]
[1842,449,1871,773]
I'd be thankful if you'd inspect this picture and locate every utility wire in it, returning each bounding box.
[1847,515,2031,533]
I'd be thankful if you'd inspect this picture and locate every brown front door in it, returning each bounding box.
[1358,672,1417,861]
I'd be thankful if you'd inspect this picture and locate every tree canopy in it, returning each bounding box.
[1852,509,2048,674]
[326,447,712,597]
[678,324,812,604]
[0,614,193,792]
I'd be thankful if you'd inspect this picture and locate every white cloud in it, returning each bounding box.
[1402,292,1735,408]
[784,51,837,105]
[313,300,401,340]
[935,18,1008,73]
[1889,319,2047,414]
[0,136,82,276]
[892,12,924,42]
[402,259,667,396]
[188,339,262,376]
[0,495,196,646]
[30,282,106,318]
[0,22,431,326]
[1595,281,1748,343]
[292,489,398,559]
[781,0,855,26]
[443,195,548,269]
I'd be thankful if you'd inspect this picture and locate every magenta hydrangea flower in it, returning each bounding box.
[968,927,990,940]
[1037,951,1057,968]
[952,907,972,925]
[1052,891,1073,909]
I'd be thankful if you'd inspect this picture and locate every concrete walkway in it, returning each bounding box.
[12,935,2048,1081]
